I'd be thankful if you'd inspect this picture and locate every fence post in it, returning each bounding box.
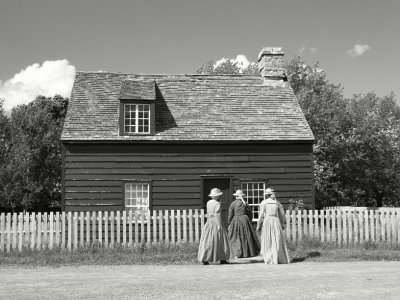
[24,212,30,249]
[291,210,296,243]
[165,210,169,244]
[36,212,42,250]
[49,212,54,250]
[67,212,72,251]
[177,210,181,243]
[183,210,187,243]
[111,211,115,247]
[0,213,5,252]
[73,212,78,249]
[104,211,109,247]
[297,210,302,242]
[122,211,127,247]
[320,210,324,242]
[338,210,343,247]
[370,210,375,243]
[153,210,157,245]
[42,212,48,249]
[159,210,164,244]
[146,211,151,246]
[128,210,133,247]
[171,210,175,244]
[80,212,84,247]
[86,211,91,246]
[314,210,319,240]
[285,210,290,241]
[134,210,138,246]
[195,209,199,243]
[365,210,369,242]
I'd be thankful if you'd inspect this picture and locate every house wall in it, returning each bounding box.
[62,143,314,212]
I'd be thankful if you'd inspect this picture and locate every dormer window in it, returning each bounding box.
[119,79,156,135]
[124,104,150,134]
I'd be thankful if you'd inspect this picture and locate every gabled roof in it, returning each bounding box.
[61,72,314,142]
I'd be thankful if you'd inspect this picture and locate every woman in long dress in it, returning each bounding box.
[256,188,290,264]
[228,189,260,258]
[197,188,230,265]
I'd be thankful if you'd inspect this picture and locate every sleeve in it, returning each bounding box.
[228,201,234,225]
[215,201,222,228]
[256,201,265,229]
[245,203,253,221]
[277,201,287,229]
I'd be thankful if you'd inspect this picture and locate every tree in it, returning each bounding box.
[0,95,68,212]
[196,59,258,75]
[196,56,400,208]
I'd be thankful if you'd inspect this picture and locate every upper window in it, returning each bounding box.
[124,104,150,134]
[241,181,266,221]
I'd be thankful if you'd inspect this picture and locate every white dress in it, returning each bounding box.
[257,198,290,264]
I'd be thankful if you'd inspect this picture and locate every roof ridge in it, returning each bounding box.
[75,71,261,77]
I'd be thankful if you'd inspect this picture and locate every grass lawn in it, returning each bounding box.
[1,238,400,267]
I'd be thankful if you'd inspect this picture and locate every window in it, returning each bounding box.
[241,182,266,221]
[124,104,150,134]
[124,182,150,217]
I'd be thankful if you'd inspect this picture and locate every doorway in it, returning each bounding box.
[201,177,233,229]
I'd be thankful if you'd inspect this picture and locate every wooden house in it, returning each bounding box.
[61,47,314,224]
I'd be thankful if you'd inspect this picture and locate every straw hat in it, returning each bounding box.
[208,188,223,197]
[264,188,275,195]
[233,189,246,197]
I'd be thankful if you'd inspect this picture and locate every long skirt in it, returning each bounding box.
[228,215,260,258]
[260,216,290,264]
[198,219,230,262]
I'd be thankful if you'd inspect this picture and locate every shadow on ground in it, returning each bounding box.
[291,251,322,263]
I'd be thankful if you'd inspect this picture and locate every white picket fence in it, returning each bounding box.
[0,209,205,253]
[285,209,400,246]
[1,208,400,253]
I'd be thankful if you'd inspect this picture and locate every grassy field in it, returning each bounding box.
[1,238,400,267]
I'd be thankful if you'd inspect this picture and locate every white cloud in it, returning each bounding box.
[0,59,76,111]
[214,54,251,72]
[347,44,371,57]
[299,46,318,54]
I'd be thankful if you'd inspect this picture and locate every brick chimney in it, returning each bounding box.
[258,47,287,85]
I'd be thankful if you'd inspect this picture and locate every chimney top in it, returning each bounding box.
[257,47,284,62]
[257,46,286,84]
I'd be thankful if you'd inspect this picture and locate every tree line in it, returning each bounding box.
[0,56,399,212]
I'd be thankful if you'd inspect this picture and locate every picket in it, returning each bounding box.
[165,210,169,243]
[134,210,139,246]
[80,212,84,247]
[189,209,199,243]
[73,212,78,249]
[171,210,175,244]
[177,210,181,242]
[128,210,133,246]
[98,211,102,245]
[111,211,115,247]
[146,211,151,245]
[292,210,297,243]
[297,210,302,242]
[159,210,163,244]
[285,210,290,240]
[153,211,157,244]
[49,212,54,250]
[337,211,342,247]
[183,210,187,242]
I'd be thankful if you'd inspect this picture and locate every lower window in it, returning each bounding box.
[124,182,150,218]
[241,181,266,221]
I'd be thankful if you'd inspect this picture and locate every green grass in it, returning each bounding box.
[288,237,400,262]
[1,239,400,267]
[0,242,199,267]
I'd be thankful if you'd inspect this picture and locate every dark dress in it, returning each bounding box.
[228,199,261,258]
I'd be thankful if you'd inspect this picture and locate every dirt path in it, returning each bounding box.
[1,260,400,299]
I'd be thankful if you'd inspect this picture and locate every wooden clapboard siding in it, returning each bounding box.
[63,143,314,211]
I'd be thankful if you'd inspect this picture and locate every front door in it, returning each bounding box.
[202,177,232,229]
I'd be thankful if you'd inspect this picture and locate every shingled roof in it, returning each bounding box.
[61,72,314,142]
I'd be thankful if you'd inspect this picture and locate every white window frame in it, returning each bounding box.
[241,181,266,221]
[124,104,150,134]
[124,182,150,219]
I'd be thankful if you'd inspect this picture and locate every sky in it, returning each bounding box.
[0,0,399,111]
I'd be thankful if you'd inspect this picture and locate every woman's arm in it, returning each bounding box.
[228,201,235,225]
[277,201,286,229]
[256,202,265,230]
